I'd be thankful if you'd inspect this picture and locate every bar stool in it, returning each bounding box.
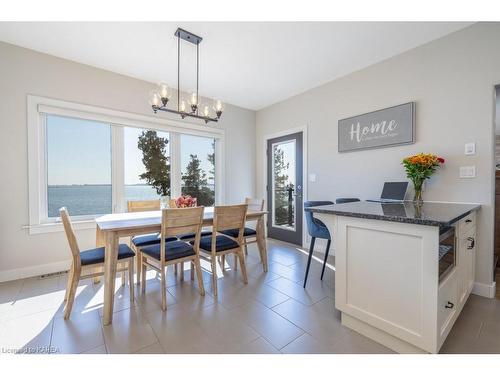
[303,200,333,288]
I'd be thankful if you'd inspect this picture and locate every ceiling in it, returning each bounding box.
[0,22,472,110]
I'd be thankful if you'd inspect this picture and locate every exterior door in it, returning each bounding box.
[267,132,303,245]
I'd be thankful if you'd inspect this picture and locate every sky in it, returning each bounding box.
[47,115,215,186]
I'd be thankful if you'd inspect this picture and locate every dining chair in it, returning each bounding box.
[140,206,206,311]
[192,204,248,297]
[303,200,334,288]
[335,198,360,204]
[220,198,265,271]
[127,199,178,284]
[60,207,135,319]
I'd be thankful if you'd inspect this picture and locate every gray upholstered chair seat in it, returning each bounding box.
[220,227,257,238]
[191,235,239,252]
[80,244,135,266]
[178,230,213,240]
[131,233,177,247]
[140,240,195,261]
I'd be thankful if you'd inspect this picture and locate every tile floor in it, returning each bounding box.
[1,239,499,354]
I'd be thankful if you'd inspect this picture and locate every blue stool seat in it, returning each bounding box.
[191,235,239,252]
[81,244,135,266]
[140,240,195,261]
[220,227,257,238]
[335,198,360,204]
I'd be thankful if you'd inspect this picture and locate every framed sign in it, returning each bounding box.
[338,102,415,153]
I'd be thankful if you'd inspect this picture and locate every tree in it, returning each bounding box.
[182,154,214,206]
[273,148,293,226]
[137,130,170,196]
[207,139,215,185]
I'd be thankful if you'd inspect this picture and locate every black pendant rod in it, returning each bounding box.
[177,33,180,112]
[196,42,199,116]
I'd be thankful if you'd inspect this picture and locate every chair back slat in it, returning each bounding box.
[245,197,264,212]
[214,204,248,233]
[59,207,81,266]
[160,207,205,263]
[127,199,160,212]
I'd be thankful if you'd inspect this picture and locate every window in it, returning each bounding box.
[28,95,224,233]
[181,134,216,206]
[124,127,171,207]
[46,115,112,217]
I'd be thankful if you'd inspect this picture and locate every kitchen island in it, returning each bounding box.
[306,201,480,353]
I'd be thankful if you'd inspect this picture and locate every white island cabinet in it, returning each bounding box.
[309,201,479,354]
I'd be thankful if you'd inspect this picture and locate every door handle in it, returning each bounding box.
[467,237,475,250]
[445,301,454,309]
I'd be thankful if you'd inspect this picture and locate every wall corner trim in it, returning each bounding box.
[472,281,497,298]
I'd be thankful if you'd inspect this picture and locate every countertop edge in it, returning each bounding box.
[306,204,480,227]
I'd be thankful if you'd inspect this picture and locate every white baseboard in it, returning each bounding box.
[0,260,71,282]
[472,281,497,298]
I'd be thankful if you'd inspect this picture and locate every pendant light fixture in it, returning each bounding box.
[148,28,224,123]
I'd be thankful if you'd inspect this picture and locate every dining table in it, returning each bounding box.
[95,206,268,325]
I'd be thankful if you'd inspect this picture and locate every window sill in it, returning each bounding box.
[23,220,96,235]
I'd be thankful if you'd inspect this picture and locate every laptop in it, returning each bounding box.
[367,181,409,203]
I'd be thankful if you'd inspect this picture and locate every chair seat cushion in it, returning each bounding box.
[80,244,135,266]
[192,235,240,253]
[131,233,177,247]
[140,240,195,261]
[178,230,212,240]
[220,227,257,238]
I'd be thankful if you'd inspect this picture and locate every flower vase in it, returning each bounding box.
[160,195,170,209]
[412,181,424,206]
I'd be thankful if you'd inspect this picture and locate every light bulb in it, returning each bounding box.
[148,90,161,107]
[202,105,210,117]
[213,99,224,118]
[179,100,187,113]
[189,92,198,105]
[189,92,198,113]
[158,82,171,100]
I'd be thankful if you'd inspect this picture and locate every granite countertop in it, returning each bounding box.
[305,201,480,227]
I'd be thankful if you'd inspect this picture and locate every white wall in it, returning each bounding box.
[0,41,256,281]
[256,23,500,290]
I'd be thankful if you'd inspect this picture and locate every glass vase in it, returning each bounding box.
[412,181,423,205]
[160,195,170,209]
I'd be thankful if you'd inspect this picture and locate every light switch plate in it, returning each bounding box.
[465,142,476,155]
[459,166,476,178]
[309,174,316,183]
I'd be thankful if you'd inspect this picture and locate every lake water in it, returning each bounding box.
[48,185,161,217]
[47,184,214,217]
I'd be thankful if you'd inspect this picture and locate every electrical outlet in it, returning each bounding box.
[459,166,476,178]
[465,142,476,155]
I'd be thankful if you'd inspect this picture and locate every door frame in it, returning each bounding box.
[262,125,308,247]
